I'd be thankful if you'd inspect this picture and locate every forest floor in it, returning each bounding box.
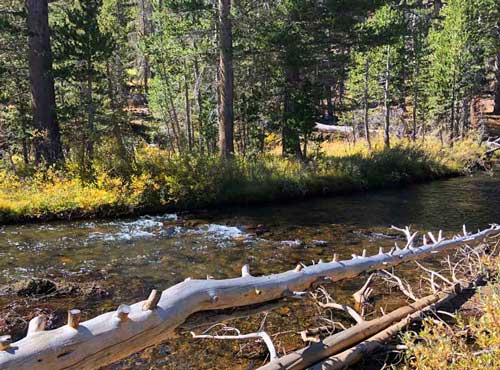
[0,137,488,224]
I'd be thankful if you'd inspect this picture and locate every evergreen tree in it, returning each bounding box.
[51,0,114,176]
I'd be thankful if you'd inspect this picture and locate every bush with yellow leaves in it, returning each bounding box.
[0,137,485,223]
[400,264,500,369]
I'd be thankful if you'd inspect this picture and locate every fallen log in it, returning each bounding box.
[0,225,498,370]
[309,307,431,370]
[309,277,480,370]
[257,289,453,370]
[314,123,354,134]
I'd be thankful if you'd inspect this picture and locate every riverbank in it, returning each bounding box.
[0,138,485,224]
[399,258,500,370]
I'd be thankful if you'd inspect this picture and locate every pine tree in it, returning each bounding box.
[52,0,114,176]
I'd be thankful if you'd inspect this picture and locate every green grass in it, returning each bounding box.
[0,137,484,223]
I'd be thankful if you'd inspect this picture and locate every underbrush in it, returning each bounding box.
[0,137,484,223]
[400,267,500,369]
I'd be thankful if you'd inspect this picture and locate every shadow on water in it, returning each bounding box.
[0,172,498,369]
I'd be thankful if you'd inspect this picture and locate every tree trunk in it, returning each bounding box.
[493,52,500,115]
[462,97,470,138]
[383,46,391,148]
[449,68,457,147]
[184,71,193,152]
[218,0,234,159]
[282,64,303,159]
[363,59,371,151]
[433,0,442,18]
[86,66,95,168]
[193,43,204,152]
[450,91,456,147]
[139,0,152,95]
[26,0,63,165]
[412,62,419,142]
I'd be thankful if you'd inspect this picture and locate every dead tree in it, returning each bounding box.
[0,225,498,370]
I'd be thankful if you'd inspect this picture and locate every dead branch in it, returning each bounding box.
[380,269,418,301]
[318,303,365,324]
[352,274,375,315]
[191,325,277,361]
[1,225,498,370]
[257,288,457,370]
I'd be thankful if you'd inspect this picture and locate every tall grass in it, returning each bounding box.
[0,137,484,223]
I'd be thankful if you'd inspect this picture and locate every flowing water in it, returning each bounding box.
[0,173,499,369]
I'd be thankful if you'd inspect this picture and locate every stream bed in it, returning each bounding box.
[0,173,499,369]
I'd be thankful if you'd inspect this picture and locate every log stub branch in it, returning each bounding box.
[0,225,498,370]
[67,310,81,329]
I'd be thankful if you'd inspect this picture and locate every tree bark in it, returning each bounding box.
[383,46,391,148]
[363,59,371,151]
[412,61,419,142]
[86,66,95,169]
[139,0,152,95]
[184,71,193,152]
[493,52,500,115]
[193,46,205,153]
[462,97,470,138]
[218,0,235,159]
[282,64,303,159]
[26,0,63,165]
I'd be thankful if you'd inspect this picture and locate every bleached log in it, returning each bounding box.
[308,283,465,370]
[27,316,46,337]
[258,290,452,370]
[315,123,354,134]
[0,225,498,370]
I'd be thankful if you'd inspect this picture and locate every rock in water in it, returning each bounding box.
[17,279,57,297]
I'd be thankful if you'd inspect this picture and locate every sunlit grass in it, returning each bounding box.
[0,136,484,222]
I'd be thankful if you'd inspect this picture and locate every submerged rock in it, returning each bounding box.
[17,279,57,297]
[280,240,304,248]
[312,240,329,247]
[241,224,270,236]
